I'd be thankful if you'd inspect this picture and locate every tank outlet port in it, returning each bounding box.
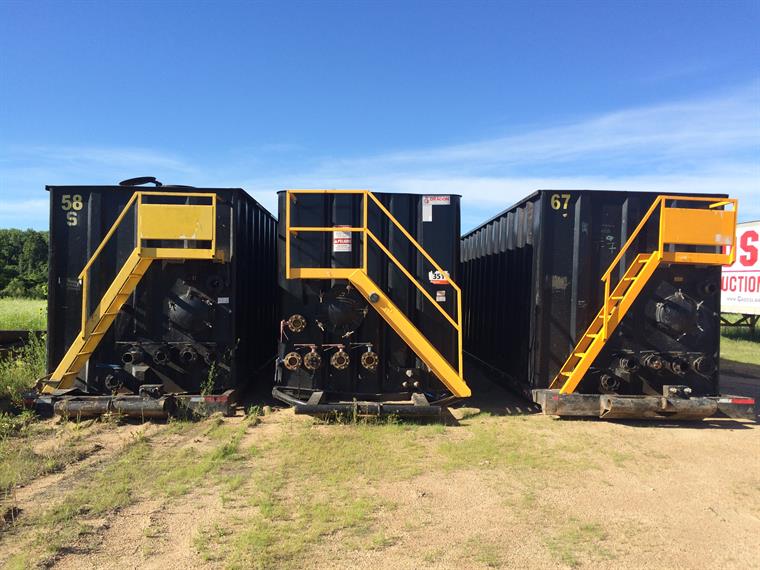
[599,373,621,393]
[152,346,171,365]
[121,346,145,365]
[286,314,307,333]
[668,357,689,376]
[360,350,379,371]
[641,353,664,371]
[692,355,716,375]
[104,373,123,392]
[179,346,199,364]
[330,349,350,370]
[284,351,303,371]
[618,356,639,371]
[303,349,322,370]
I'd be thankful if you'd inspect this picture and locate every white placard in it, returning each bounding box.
[332,226,352,253]
[428,270,450,285]
[722,220,760,315]
[422,195,451,222]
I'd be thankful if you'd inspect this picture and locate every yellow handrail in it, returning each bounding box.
[77,190,218,339]
[600,195,736,340]
[285,189,464,377]
[601,196,663,283]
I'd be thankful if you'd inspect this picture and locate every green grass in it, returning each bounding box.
[195,416,613,569]
[721,319,760,366]
[544,521,612,567]
[201,422,428,569]
[721,336,760,366]
[0,332,46,407]
[0,412,103,496]
[3,417,255,565]
[0,298,46,330]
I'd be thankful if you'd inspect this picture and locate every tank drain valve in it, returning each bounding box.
[180,346,199,363]
[121,346,145,365]
[284,351,303,371]
[360,350,379,371]
[641,353,664,370]
[287,314,307,333]
[303,349,322,371]
[331,349,350,370]
[152,346,170,365]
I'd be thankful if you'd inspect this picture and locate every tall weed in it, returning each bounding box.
[0,332,46,407]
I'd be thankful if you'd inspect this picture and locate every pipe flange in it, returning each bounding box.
[303,349,322,371]
[287,314,307,333]
[330,349,350,370]
[360,350,379,371]
[284,351,303,371]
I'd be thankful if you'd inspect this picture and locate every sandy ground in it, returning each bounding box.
[1,364,758,570]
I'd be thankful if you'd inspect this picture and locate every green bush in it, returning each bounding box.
[0,332,47,408]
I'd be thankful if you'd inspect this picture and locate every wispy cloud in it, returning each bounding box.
[241,82,760,228]
[1,83,758,230]
[306,83,759,173]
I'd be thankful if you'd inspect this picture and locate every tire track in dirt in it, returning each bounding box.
[50,410,293,570]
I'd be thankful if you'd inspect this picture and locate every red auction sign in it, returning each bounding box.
[722,221,760,315]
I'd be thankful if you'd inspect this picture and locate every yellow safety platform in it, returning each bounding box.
[550,195,737,394]
[43,191,220,394]
[285,189,470,399]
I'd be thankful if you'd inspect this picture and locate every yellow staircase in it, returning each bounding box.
[550,195,737,395]
[42,191,220,394]
[285,190,470,399]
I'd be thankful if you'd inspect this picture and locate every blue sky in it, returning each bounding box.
[0,0,758,231]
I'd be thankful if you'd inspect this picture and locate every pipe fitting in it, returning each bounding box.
[284,351,302,371]
[330,349,350,370]
[360,350,379,371]
[121,346,145,365]
[179,346,198,364]
[152,347,170,365]
[303,349,322,371]
[286,314,307,333]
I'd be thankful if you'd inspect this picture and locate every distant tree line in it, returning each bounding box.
[0,229,49,299]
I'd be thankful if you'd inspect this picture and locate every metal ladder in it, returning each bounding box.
[42,191,220,394]
[285,189,470,399]
[550,195,737,395]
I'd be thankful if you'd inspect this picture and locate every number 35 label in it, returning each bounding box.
[61,194,84,226]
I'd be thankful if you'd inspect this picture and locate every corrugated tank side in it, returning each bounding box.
[462,190,724,398]
[276,191,460,400]
[461,194,537,389]
[45,185,277,395]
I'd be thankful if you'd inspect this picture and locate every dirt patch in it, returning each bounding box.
[0,402,757,569]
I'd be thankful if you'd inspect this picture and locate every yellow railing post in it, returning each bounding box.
[285,191,292,279]
[362,190,368,272]
[81,275,87,340]
[456,280,463,377]
[211,193,217,256]
[729,199,738,265]
[657,196,665,255]
[603,278,610,340]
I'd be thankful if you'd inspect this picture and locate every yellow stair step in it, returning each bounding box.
[347,269,470,398]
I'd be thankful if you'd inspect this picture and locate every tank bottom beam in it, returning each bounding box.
[28,389,237,420]
[532,389,755,421]
[273,387,443,418]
